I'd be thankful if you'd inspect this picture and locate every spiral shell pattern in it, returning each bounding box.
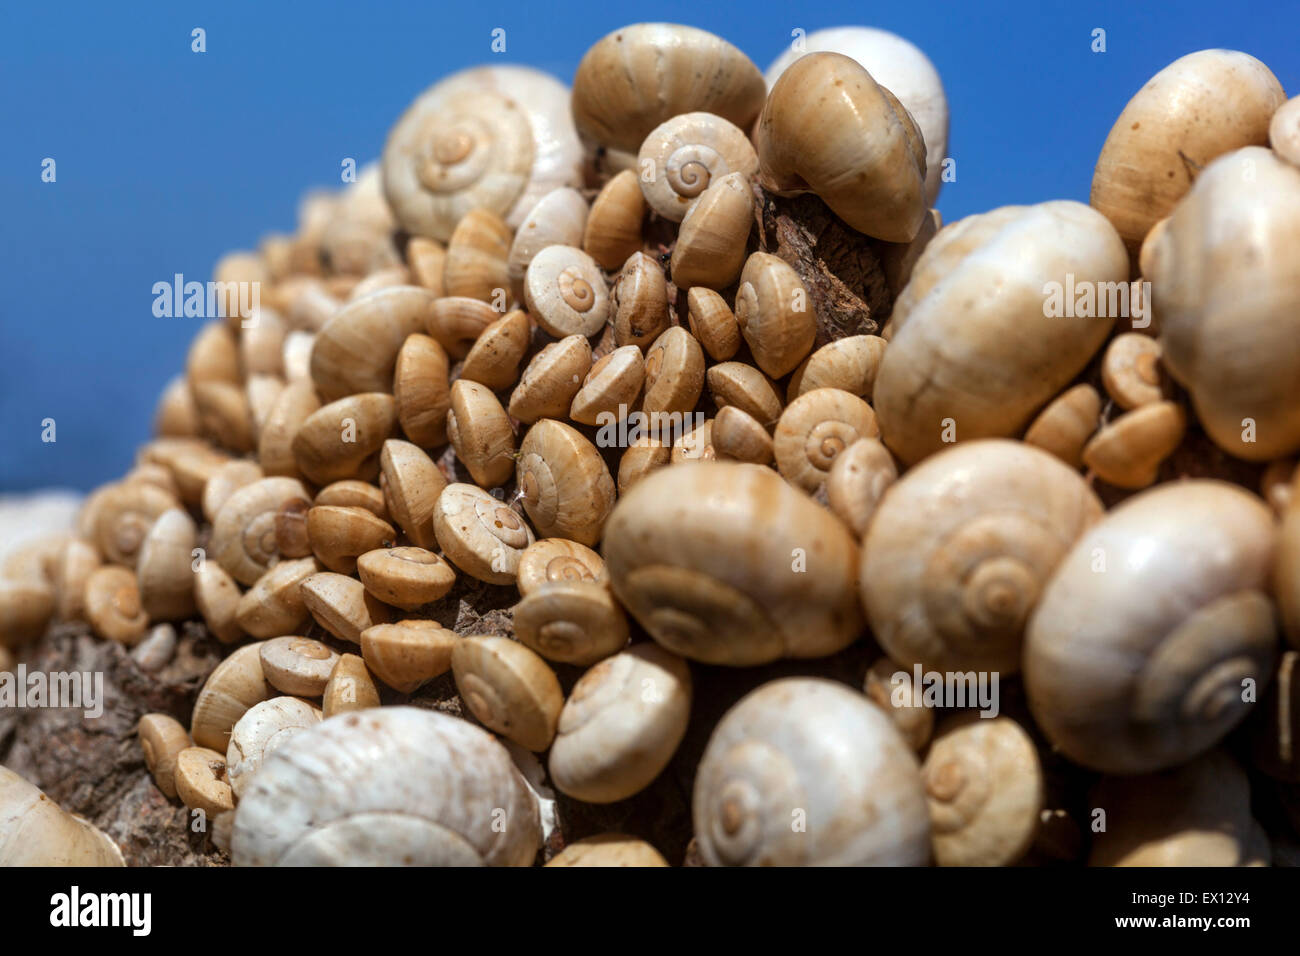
[637,112,758,222]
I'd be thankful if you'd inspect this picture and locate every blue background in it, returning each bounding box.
[1,0,1295,492]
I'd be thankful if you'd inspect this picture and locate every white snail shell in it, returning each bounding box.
[637,112,758,222]
[693,678,930,865]
[0,766,124,866]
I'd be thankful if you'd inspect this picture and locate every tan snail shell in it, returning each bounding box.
[686,287,740,361]
[201,460,264,524]
[405,236,446,295]
[0,767,124,866]
[603,462,862,665]
[382,65,582,241]
[825,437,898,538]
[545,834,668,867]
[306,505,396,575]
[190,641,275,751]
[231,706,541,865]
[516,419,616,547]
[84,566,149,645]
[670,171,754,289]
[1147,146,1300,460]
[862,657,933,752]
[756,52,927,242]
[515,538,607,596]
[1090,49,1285,257]
[861,440,1103,675]
[1272,95,1300,167]
[136,507,198,621]
[617,433,670,496]
[92,480,175,567]
[1025,480,1279,774]
[1022,383,1102,470]
[734,252,816,379]
[523,245,609,338]
[874,201,1128,464]
[356,547,455,611]
[442,208,512,304]
[258,379,320,480]
[506,188,588,302]
[310,286,436,402]
[235,558,319,640]
[610,251,670,350]
[459,309,531,391]
[671,419,714,463]
[570,23,766,155]
[452,634,563,752]
[773,388,879,492]
[513,581,630,666]
[379,439,446,549]
[447,379,516,489]
[432,484,535,585]
[693,678,929,865]
[788,335,888,402]
[301,571,393,643]
[1081,400,1187,489]
[582,170,645,271]
[706,361,782,429]
[508,335,592,424]
[291,393,396,486]
[711,406,773,464]
[570,345,645,427]
[211,477,311,586]
[1100,333,1164,410]
[637,112,758,223]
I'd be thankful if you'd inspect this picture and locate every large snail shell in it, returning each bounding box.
[874,201,1128,464]
[693,678,929,865]
[571,23,766,155]
[382,66,582,241]
[310,286,437,402]
[603,462,862,665]
[231,706,540,866]
[0,766,124,866]
[1025,480,1279,774]
[1147,146,1300,461]
[764,27,949,207]
[756,52,927,242]
[861,440,1102,675]
[1091,50,1284,257]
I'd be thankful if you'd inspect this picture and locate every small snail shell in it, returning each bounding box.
[84,566,148,645]
[322,653,381,716]
[405,236,446,295]
[604,462,863,665]
[764,27,949,207]
[694,678,929,865]
[136,507,198,621]
[638,112,758,223]
[452,634,563,751]
[259,636,339,697]
[380,440,445,549]
[507,188,588,302]
[711,406,773,465]
[443,207,512,304]
[1026,480,1279,774]
[670,171,754,289]
[212,477,312,585]
[671,419,715,464]
[186,321,240,385]
[861,440,1103,674]
[382,65,582,241]
[361,619,457,693]
[571,23,766,155]
[922,714,1043,867]
[201,460,264,524]
[1087,749,1257,866]
[686,287,740,361]
[523,245,609,338]
[582,170,645,271]
[227,697,323,799]
[460,309,531,391]
[232,706,541,865]
[1278,495,1300,647]
[137,438,229,507]
[545,833,668,867]
[1148,146,1300,460]
[549,643,691,803]
[448,379,516,489]
[862,657,933,751]
[300,571,393,643]
[642,326,705,421]
[513,581,630,666]
[357,547,456,611]
[175,747,234,817]
[191,380,255,453]
[393,333,450,448]
[1022,384,1102,470]
[707,361,783,429]
[516,538,607,596]
[757,53,927,243]
[425,296,498,358]
[314,480,385,517]
[245,373,284,431]
[508,335,592,424]
[53,538,100,622]
[154,375,201,438]
[570,345,645,426]
[610,251,670,350]
[874,201,1128,464]
[1271,95,1300,167]
[432,483,535,585]
[292,393,396,485]
[1081,400,1186,489]
[310,286,437,402]
[242,306,286,375]
[734,252,816,379]
[826,437,898,538]
[259,379,320,480]
[1252,650,1300,780]
[1091,50,1284,257]
[774,388,879,493]
[306,505,395,575]
[617,434,670,496]
[0,766,124,866]
[138,713,192,799]
[517,419,616,546]
[788,335,888,402]
[194,560,245,644]
[1101,333,1164,409]
[190,641,274,751]
[93,480,175,566]
[125,461,181,499]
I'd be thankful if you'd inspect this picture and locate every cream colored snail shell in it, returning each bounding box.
[523,245,609,339]
[259,636,340,697]
[310,286,437,402]
[516,537,607,596]
[84,566,149,645]
[0,766,124,866]
[570,345,645,427]
[789,334,888,402]
[93,480,175,567]
[516,419,616,547]
[452,635,563,752]
[508,335,592,424]
[773,388,879,493]
[190,641,275,752]
[861,440,1103,675]
[637,112,758,223]
[507,187,589,302]
[231,706,541,866]
[707,361,783,429]
[1147,146,1300,460]
[442,207,512,304]
[1081,400,1186,489]
[874,201,1128,464]
[693,678,929,865]
[356,547,456,611]
[300,571,393,643]
[603,462,862,665]
[226,696,323,800]
[447,379,516,490]
[670,171,754,289]
[432,483,535,585]
[212,477,312,586]
[862,657,933,752]
[1022,383,1102,471]
[1271,95,1300,167]
[513,580,631,666]
[136,506,198,621]
[610,251,670,351]
[1025,480,1279,774]
[570,23,766,155]
[756,52,927,243]
[582,170,645,271]
[545,833,668,867]
[826,436,898,538]
[549,643,692,803]
[425,296,498,359]
[734,252,816,379]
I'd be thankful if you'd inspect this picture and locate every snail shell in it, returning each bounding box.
[773,388,878,493]
[1278,494,1300,648]
[513,580,630,666]
[516,419,616,547]
[734,252,816,379]
[379,439,446,550]
[0,766,124,866]
[1022,383,1102,470]
[686,287,740,361]
[442,207,512,304]
[93,481,176,567]
[432,483,535,585]
[506,188,588,302]
[610,251,670,351]
[452,634,563,752]
[523,245,609,339]
[448,379,516,489]
[460,309,531,392]
[670,171,754,289]
[515,538,607,596]
[310,286,437,402]
[231,706,541,865]
[637,112,758,223]
[258,379,320,480]
[582,170,645,271]
[756,52,927,242]
[693,678,929,865]
[545,833,668,867]
[291,393,396,485]
[711,406,773,465]
[84,566,148,645]
[874,201,1128,464]
[825,437,898,538]
[190,641,275,751]
[603,462,862,665]
[1147,146,1300,460]
[570,345,645,427]
[136,507,198,621]
[226,696,323,800]
[788,335,888,402]
[1025,480,1279,774]
[1272,95,1300,167]
[861,440,1103,675]
[508,335,592,424]
[382,65,582,241]
[212,477,312,586]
